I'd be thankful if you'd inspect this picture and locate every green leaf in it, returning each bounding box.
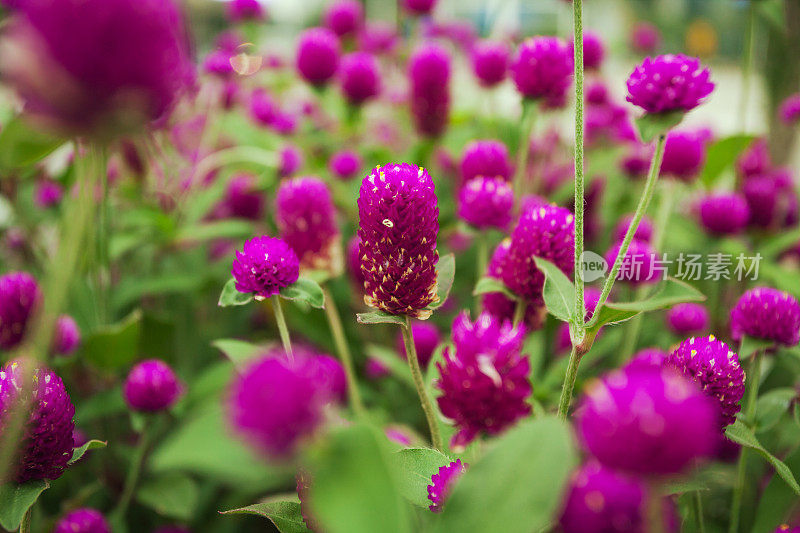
[218,278,254,307]
[80,310,142,370]
[699,135,757,188]
[212,338,266,370]
[739,335,775,360]
[136,472,199,521]
[308,424,411,533]
[603,278,706,313]
[356,311,406,326]
[280,277,325,309]
[752,446,800,533]
[533,257,576,323]
[755,388,797,433]
[472,277,517,300]
[435,416,577,533]
[427,253,455,310]
[392,447,452,508]
[174,219,254,244]
[634,110,684,143]
[761,225,800,259]
[725,420,800,495]
[221,499,310,533]
[586,306,640,335]
[69,439,107,465]
[364,344,414,387]
[0,480,49,531]
[0,116,64,170]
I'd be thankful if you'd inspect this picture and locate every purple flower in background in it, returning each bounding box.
[555,288,603,354]
[249,88,277,126]
[569,30,605,71]
[0,271,41,350]
[730,287,800,347]
[385,426,415,446]
[775,526,800,533]
[231,236,300,299]
[666,303,709,336]
[779,93,800,125]
[339,52,381,105]
[436,312,531,449]
[346,235,366,291]
[605,239,659,285]
[323,0,363,38]
[357,164,439,319]
[123,359,183,412]
[395,321,441,368]
[459,140,513,183]
[457,177,514,230]
[510,36,573,101]
[34,179,63,208]
[613,214,654,244]
[620,143,653,180]
[586,81,609,105]
[482,240,546,330]
[737,139,772,179]
[357,22,398,55]
[470,40,510,88]
[403,0,437,16]
[409,43,451,138]
[54,508,110,533]
[279,145,304,177]
[218,174,264,221]
[226,0,264,22]
[329,150,362,181]
[296,27,341,87]
[742,169,799,229]
[203,49,234,78]
[627,347,669,369]
[664,335,745,429]
[52,315,80,356]
[0,361,75,482]
[696,193,750,235]
[626,54,714,114]
[267,345,347,405]
[271,111,298,136]
[630,22,661,54]
[576,365,717,476]
[276,177,341,272]
[660,130,706,181]
[427,459,465,512]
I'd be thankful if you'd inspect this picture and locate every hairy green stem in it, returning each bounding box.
[572,0,586,343]
[513,101,536,201]
[557,344,585,419]
[20,508,32,533]
[322,285,365,417]
[271,296,293,360]
[401,316,444,451]
[112,421,151,522]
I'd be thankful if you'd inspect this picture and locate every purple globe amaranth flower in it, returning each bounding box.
[123,359,183,412]
[323,0,364,38]
[737,139,772,179]
[217,173,264,221]
[569,30,605,71]
[249,88,277,127]
[605,239,659,285]
[52,315,80,356]
[339,52,381,105]
[626,54,714,115]
[403,0,437,16]
[0,272,41,350]
[436,312,531,449]
[265,344,347,405]
[231,236,299,299]
[0,361,75,482]
[395,321,441,368]
[510,36,573,101]
[385,426,415,447]
[742,169,799,229]
[586,81,609,105]
[357,22,399,55]
[457,176,514,230]
[775,526,800,533]
[272,111,298,136]
[357,164,439,319]
[409,43,451,138]
[481,241,545,330]
[459,140,513,183]
[329,150,362,181]
[630,22,661,54]
[659,130,706,181]
[226,0,264,22]
[279,145,304,178]
[276,177,341,273]
[54,508,110,533]
[576,365,717,476]
[203,49,234,78]
[666,303,709,336]
[664,335,745,429]
[346,235,366,291]
[0,0,194,136]
[34,179,63,209]
[627,348,669,370]
[730,287,800,347]
[427,459,465,512]
[779,93,800,125]
[229,354,326,458]
[696,193,750,235]
[296,27,341,87]
[613,214,654,244]
[470,40,510,88]
[620,143,653,180]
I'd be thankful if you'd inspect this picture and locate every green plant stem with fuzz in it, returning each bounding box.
[513,100,537,201]
[572,0,586,346]
[729,350,763,533]
[512,299,526,328]
[401,316,444,451]
[271,295,293,360]
[322,285,365,417]
[111,420,151,523]
[557,342,589,419]
[694,490,706,533]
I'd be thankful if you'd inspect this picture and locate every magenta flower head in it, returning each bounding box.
[229,354,326,458]
[231,236,300,300]
[403,0,437,16]
[268,345,347,405]
[742,170,799,229]
[357,21,399,55]
[226,0,264,22]
[459,140,512,183]
[696,193,750,235]
[730,287,800,347]
[346,235,366,290]
[218,173,264,221]
[630,22,661,54]
[52,315,80,356]
[555,288,603,353]
[323,0,363,38]
[613,214,654,244]
[457,177,514,230]
[737,139,771,179]
[0,271,41,350]
[510,36,573,101]
[395,321,441,368]
[123,359,183,412]
[470,40,510,88]
[569,30,605,71]
[659,130,706,181]
[560,461,646,533]
[279,145,304,178]
[248,88,277,127]
[626,54,714,115]
[203,49,234,78]
[664,335,745,429]
[357,164,439,319]
[436,312,531,449]
[620,143,653,180]
[409,43,451,138]
[666,303,709,336]
[295,27,341,87]
[576,365,717,476]
[329,150,362,181]
[0,0,194,136]
[339,52,381,105]
[54,508,110,533]
[427,459,465,512]
[627,348,669,369]
[34,179,63,209]
[605,239,659,285]
[276,177,341,273]
[779,93,800,125]
[0,361,75,482]
[482,240,545,330]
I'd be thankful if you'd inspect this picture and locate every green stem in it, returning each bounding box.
[271,296,293,360]
[572,0,586,345]
[112,421,151,522]
[694,490,706,533]
[513,101,536,201]
[321,285,365,417]
[476,232,489,279]
[557,344,585,419]
[20,508,31,533]
[401,316,444,451]
[96,145,110,324]
[512,299,526,328]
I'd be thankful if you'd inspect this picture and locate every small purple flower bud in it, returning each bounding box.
[296,27,341,87]
[34,179,63,209]
[659,130,706,181]
[54,508,110,533]
[231,236,300,299]
[605,239,659,285]
[279,145,304,177]
[403,0,437,16]
[730,287,800,347]
[620,143,652,180]
[123,359,183,412]
[742,170,799,229]
[510,36,573,101]
[395,321,441,368]
[0,272,41,350]
[339,52,381,105]
[630,22,661,54]
[457,176,514,230]
[459,140,512,183]
[627,348,669,370]
[323,0,363,37]
[481,240,546,330]
[357,22,398,55]
[569,30,604,71]
[52,314,81,356]
[626,54,714,114]
[249,88,277,127]
[329,150,362,181]
[779,93,800,125]
[612,214,654,244]
[585,80,609,105]
[409,43,451,138]
[427,459,465,512]
[203,49,234,78]
[666,303,709,336]
[737,139,771,179]
[219,173,264,221]
[696,193,750,235]
[470,40,510,88]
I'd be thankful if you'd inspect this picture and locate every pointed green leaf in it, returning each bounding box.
[427,253,455,310]
[221,499,310,533]
[136,472,199,521]
[218,278,253,307]
[472,277,517,300]
[533,257,576,323]
[392,447,452,508]
[69,439,107,465]
[699,135,757,188]
[0,116,64,171]
[725,420,800,495]
[356,311,406,326]
[364,344,414,387]
[602,278,705,313]
[738,335,774,360]
[80,310,142,370]
[212,338,266,369]
[755,388,797,433]
[634,110,684,143]
[0,480,49,531]
[280,277,325,309]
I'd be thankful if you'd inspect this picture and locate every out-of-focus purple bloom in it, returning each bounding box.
[470,40,510,88]
[395,321,440,368]
[357,22,398,55]
[323,0,363,38]
[569,30,604,71]
[296,27,341,87]
[271,111,298,136]
[779,93,800,125]
[409,43,451,138]
[279,145,304,178]
[510,36,573,101]
[457,176,514,230]
[0,272,41,350]
[385,426,415,446]
[365,357,390,380]
[666,303,709,336]
[427,459,465,512]
[742,169,799,229]
[339,52,381,105]
[605,239,659,285]
[620,143,653,180]
[123,359,183,412]
[403,0,437,16]
[52,315,80,356]
[34,179,63,208]
[203,49,234,78]
[53,508,110,533]
[482,240,545,330]
[613,214,654,244]
[266,345,347,405]
[626,54,714,114]
[248,88,277,126]
[737,139,772,179]
[217,173,264,221]
[226,0,264,22]
[459,139,512,183]
[730,287,800,347]
[346,235,366,291]
[585,80,609,105]
[660,130,706,181]
[585,102,636,147]
[630,22,661,54]
[231,236,300,299]
[696,193,750,235]
[329,150,362,181]
[627,348,669,369]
